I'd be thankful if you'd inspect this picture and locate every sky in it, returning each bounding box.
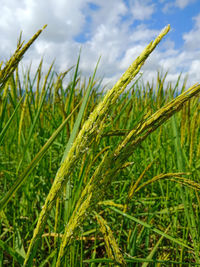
[1,0,200,88]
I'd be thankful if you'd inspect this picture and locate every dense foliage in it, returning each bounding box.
[0,25,200,266]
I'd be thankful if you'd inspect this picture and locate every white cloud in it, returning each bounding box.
[183,14,200,50]
[130,0,155,20]
[129,25,159,42]
[162,0,197,12]
[175,0,196,9]
[16,0,89,42]
[0,0,199,91]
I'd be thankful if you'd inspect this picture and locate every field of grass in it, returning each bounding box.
[0,25,200,266]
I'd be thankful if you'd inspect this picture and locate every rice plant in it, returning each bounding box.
[0,24,200,266]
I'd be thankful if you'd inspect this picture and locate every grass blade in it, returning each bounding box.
[0,240,24,265]
[0,95,24,146]
[61,57,101,163]
[0,103,80,212]
[110,207,192,250]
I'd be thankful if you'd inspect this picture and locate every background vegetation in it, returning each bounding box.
[0,25,200,266]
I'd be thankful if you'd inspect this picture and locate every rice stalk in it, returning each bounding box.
[110,207,192,249]
[134,172,190,193]
[181,103,187,147]
[189,103,199,166]
[18,92,29,145]
[55,150,109,267]
[83,146,110,184]
[169,176,200,191]
[20,25,199,266]
[186,100,191,146]
[38,61,54,108]
[17,87,48,171]
[98,200,124,210]
[113,83,200,162]
[142,224,171,267]
[9,74,18,105]
[125,161,154,211]
[0,81,9,118]
[35,59,43,109]
[65,51,81,118]
[95,212,126,266]
[0,96,24,146]
[55,69,200,266]
[0,102,80,212]
[1,80,9,100]
[0,25,47,91]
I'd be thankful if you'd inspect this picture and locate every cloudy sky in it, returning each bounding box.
[1,0,200,88]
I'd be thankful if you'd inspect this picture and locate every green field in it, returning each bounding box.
[0,25,200,266]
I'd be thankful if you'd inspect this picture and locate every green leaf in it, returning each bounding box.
[0,95,24,146]
[61,56,101,163]
[0,239,24,265]
[110,207,192,250]
[0,103,80,212]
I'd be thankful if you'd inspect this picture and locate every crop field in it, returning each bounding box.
[0,25,200,266]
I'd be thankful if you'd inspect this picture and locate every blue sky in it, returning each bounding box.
[0,0,200,87]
